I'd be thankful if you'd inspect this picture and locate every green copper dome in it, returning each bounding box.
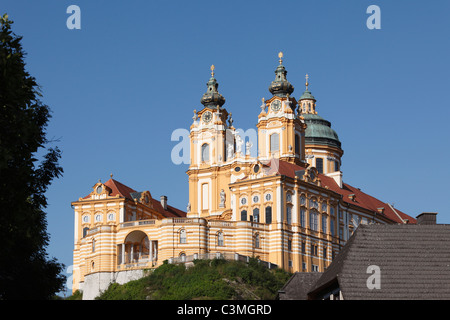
[303,113,341,149]
[299,89,316,101]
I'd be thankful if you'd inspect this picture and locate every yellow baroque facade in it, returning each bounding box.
[71,54,416,299]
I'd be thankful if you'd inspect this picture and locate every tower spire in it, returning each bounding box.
[278,51,283,65]
[268,51,294,97]
[200,65,225,108]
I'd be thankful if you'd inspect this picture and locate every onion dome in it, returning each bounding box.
[268,52,294,97]
[200,65,226,107]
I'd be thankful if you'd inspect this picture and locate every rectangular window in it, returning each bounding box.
[241,210,247,221]
[270,133,279,152]
[301,241,306,254]
[286,206,292,224]
[310,212,318,231]
[217,233,224,246]
[330,219,335,237]
[300,208,306,227]
[288,239,292,251]
[334,160,339,172]
[265,206,272,224]
[322,215,327,233]
[253,208,260,223]
[295,135,300,155]
[202,183,209,210]
[316,158,323,174]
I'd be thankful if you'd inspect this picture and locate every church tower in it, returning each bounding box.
[187,65,234,219]
[257,52,307,167]
[300,75,344,186]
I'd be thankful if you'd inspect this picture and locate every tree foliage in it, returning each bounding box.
[0,14,66,299]
[95,258,292,300]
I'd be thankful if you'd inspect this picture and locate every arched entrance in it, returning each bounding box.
[117,231,157,266]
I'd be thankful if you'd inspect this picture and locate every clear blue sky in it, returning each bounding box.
[3,0,450,294]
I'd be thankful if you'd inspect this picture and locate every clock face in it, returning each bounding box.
[271,100,281,112]
[203,111,212,123]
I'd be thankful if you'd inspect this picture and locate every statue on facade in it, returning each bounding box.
[227,143,234,159]
[246,140,253,156]
[236,134,243,154]
[219,189,226,208]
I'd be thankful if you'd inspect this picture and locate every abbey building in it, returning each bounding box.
[71,53,415,299]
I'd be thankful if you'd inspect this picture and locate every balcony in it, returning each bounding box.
[119,219,156,229]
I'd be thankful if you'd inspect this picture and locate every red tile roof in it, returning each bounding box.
[82,178,186,218]
[104,178,137,200]
[275,160,416,224]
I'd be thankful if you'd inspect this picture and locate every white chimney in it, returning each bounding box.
[326,171,343,188]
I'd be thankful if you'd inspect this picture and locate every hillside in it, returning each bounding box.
[89,258,291,300]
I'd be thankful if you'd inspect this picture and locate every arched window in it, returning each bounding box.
[83,227,89,238]
[217,232,224,246]
[265,206,272,224]
[201,143,209,162]
[241,210,247,221]
[270,133,279,152]
[180,229,186,244]
[253,208,260,223]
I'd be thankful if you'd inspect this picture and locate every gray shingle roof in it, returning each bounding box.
[278,272,323,300]
[308,224,450,300]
